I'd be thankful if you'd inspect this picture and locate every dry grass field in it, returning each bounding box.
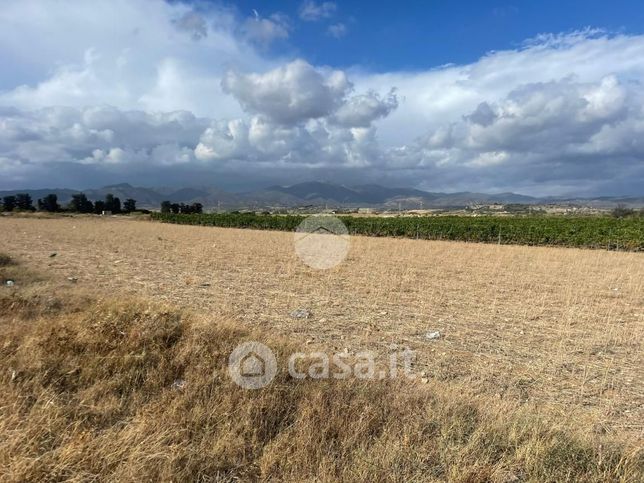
[1,215,643,480]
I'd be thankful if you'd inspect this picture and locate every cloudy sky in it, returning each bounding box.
[1,0,644,195]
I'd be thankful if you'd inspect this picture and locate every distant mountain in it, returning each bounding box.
[267,182,364,203]
[1,182,642,210]
[163,187,211,203]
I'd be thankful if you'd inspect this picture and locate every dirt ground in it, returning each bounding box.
[1,215,642,442]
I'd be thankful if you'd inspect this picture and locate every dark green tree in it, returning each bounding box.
[123,198,137,213]
[2,195,17,212]
[68,193,94,213]
[104,193,121,214]
[93,200,106,214]
[160,201,172,213]
[37,194,60,212]
[15,193,34,211]
[179,202,203,214]
[191,202,203,214]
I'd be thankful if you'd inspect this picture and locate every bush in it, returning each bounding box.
[612,204,635,218]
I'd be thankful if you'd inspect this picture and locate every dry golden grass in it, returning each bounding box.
[0,256,642,481]
[0,215,643,480]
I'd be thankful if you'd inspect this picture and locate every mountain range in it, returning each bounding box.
[1,182,642,210]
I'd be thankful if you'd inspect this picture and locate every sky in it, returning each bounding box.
[1,0,644,196]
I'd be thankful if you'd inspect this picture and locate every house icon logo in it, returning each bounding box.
[294,215,350,269]
[228,341,277,389]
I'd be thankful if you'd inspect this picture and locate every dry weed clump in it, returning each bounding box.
[0,268,642,481]
[0,253,15,267]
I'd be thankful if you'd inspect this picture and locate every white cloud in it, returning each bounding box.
[0,1,643,196]
[327,23,347,39]
[299,1,336,21]
[241,13,290,46]
[173,11,208,40]
[332,89,398,127]
[221,60,352,124]
[0,0,264,117]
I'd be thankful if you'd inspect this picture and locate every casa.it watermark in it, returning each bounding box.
[228,341,415,389]
[293,215,350,270]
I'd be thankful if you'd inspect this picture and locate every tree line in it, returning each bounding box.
[160,201,203,214]
[1,193,138,214]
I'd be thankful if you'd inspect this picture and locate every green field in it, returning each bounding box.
[151,212,644,251]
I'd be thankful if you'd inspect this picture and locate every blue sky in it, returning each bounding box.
[224,0,644,69]
[1,0,644,195]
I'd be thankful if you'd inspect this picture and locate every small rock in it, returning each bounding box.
[305,338,314,345]
[171,379,186,390]
[290,308,311,319]
[67,277,78,283]
[5,280,15,287]
[49,252,57,258]
[420,377,429,384]
[425,331,441,340]
[379,311,388,316]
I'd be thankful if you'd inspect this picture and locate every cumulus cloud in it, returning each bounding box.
[221,60,352,124]
[299,1,336,21]
[1,1,643,196]
[387,75,644,194]
[241,12,290,46]
[0,0,262,117]
[0,106,207,180]
[332,89,398,127]
[194,115,380,168]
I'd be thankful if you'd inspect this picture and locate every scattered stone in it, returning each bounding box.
[290,308,311,319]
[171,379,186,390]
[5,280,15,287]
[49,252,57,258]
[67,277,78,283]
[420,377,429,384]
[379,311,388,316]
[425,331,441,340]
[305,338,314,345]
[318,318,327,323]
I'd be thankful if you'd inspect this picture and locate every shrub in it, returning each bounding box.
[0,253,14,267]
